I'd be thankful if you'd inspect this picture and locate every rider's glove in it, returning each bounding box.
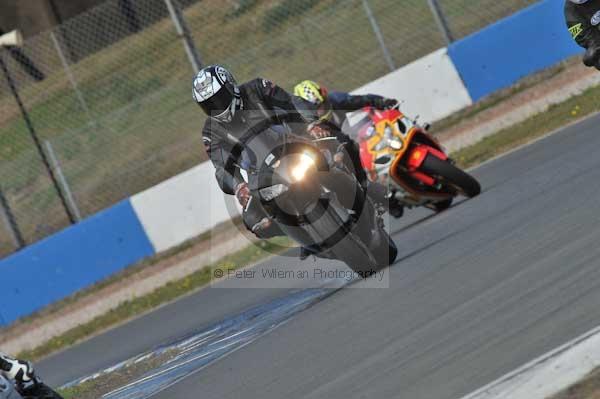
[307,123,332,140]
[234,182,251,208]
[583,46,600,70]
[373,98,397,109]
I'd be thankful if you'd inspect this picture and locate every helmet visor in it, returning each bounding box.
[198,87,234,118]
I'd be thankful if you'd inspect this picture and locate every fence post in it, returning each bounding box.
[0,50,77,225]
[43,140,82,222]
[0,186,25,250]
[164,0,202,73]
[362,0,395,72]
[427,0,455,45]
[50,31,94,125]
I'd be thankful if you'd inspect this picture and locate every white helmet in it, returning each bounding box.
[192,65,241,123]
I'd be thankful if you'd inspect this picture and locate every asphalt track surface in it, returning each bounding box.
[39,113,600,398]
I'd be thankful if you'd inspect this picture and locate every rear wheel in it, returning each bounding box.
[420,154,481,198]
[331,233,379,277]
[326,205,396,277]
[307,205,376,275]
[369,229,398,269]
[433,198,453,212]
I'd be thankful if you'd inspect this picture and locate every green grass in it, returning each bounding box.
[57,349,179,399]
[0,0,535,256]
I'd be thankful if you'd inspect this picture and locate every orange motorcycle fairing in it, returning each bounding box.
[356,107,454,201]
[389,146,453,200]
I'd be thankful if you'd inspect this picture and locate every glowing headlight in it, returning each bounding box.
[259,184,288,201]
[389,138,403,150]
[291,152,316,182]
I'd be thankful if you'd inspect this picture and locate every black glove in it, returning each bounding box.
[234,182,250,208]
[583,46,600,68]
[373,97,397,109]
[307,123,333,139]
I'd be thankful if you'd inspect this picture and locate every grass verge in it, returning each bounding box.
[57,350,179,399]
[550,366,600,399]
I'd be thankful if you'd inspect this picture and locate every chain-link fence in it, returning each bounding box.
[0,0,539,257]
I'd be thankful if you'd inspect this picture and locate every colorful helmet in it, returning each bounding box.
[293,80,332,121]
[193,65,241,123]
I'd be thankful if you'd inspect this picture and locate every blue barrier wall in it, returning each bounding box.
[0,200,154,325]
[448,0,583,102]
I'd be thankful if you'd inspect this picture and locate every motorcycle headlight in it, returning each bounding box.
[291,152,316,182]
[259,184,289,201]
[388,138,403,150]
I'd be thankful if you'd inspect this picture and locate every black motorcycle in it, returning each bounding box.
[238,122,397,276]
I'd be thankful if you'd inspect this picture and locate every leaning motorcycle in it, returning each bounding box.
[236,121,397,276]
[349,105,481,212]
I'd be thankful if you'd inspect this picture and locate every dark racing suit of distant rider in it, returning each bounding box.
[565,0,600,68]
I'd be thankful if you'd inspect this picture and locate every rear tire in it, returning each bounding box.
[433,198,453,212]
[326,210,397,277]
[370,230,398,269]
[331,232,379,277]
[420,155,481,198]
[308,206,376,275]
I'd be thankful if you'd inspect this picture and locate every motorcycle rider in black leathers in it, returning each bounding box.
[565,0,600,68]
[0,352,62,398]
[293,80,404,218]
[192,65,391,259]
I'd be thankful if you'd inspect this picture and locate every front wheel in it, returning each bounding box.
[420,155,481,198]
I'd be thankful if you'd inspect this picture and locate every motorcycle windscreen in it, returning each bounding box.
[341,110,374,143]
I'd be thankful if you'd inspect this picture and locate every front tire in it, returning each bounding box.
[420,155,481,198]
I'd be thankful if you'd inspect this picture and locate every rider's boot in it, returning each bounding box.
[299,244,336,261]
[299,244,319,260]
[249,217,283,239]
[388,196,404,218]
